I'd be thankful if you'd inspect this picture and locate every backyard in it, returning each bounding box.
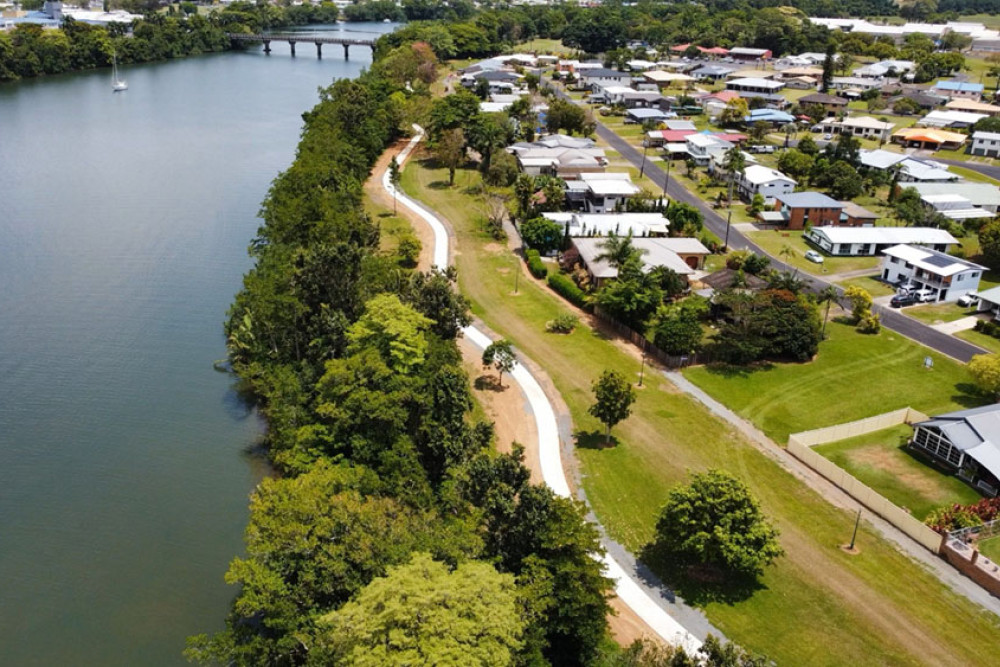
[682,319,986,444]
[400,154,1000,666]
[814,424,982,520]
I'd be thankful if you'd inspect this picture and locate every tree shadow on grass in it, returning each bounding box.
[474,373,508,392]
[952,382,991,409]
[428,180,453,190]
[702,361,774,379]
[575,429,618,450]
[638,542,767,607]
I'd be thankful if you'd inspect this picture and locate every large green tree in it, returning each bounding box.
[347,293,433,373]
[311,553,524,666]
[589,369,637,444]
[647,470,783,580]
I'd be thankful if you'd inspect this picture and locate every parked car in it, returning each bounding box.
[822,133,833,140]
[890,293,918,308]
[749,144,776,154]
[913,288,935,302]
[804,250,824,264]
[958,293,979,308]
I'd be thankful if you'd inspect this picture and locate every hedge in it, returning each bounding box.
[974,319,1000,340]
[548,273,588,309]
[526,249,548,279]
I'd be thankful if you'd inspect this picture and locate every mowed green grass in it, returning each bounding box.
[838,274,896,297]
[957,327,1000,355]
[814,425,982,520]
[747,229,880,275]
[978,535,1000,564]
[904,302,978,326]
[682,319,985,444]
[400,156,1000,666]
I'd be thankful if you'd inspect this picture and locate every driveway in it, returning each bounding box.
[932,315,982,335]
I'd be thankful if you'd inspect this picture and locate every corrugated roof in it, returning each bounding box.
[775,191,842,208]
[808,226,956,245]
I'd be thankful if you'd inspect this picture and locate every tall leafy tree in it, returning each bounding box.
[589,369,637,444]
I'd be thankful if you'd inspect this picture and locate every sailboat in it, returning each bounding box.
[112,52,127,92]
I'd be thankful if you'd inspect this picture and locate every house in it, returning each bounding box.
[643,70,695,89]
[971,131,1000,157]
[839,116,895,141]
[669,44,729,58]
[508,136,607,179]
[665,120,697,132]
[775,66,824,80]
[880,244,985,303]
[626,59,658,72]
[571,236,710,286]
[892,127,967,151]
[686,133,733,166]
[564,173,641,213]
[728,47,772,62]
[644,129,696,147]
[697,268,768,295]
[918,109,987,129]
[891,91,944,111]
[691,64,737,82]
[744,108,796,125]
[839,201,880,226]
[542,212,670,238]
[931,80,984,101]
[910,406,1000,495]
[736,165,796,203]
[909,182,1000,213]
[462,69,524,95]
[976,286,1000,319]
[858,150,959,183]
[784,76,821,90]
[799,92,849,116]
[919,194,995,222]
[578,68,632,91]
[619,90,669,109]
[830,76,882,93]
[804,226,957,256]
[725,77,786,97]
[773,192,844,229]
[625,108,671,124]
[946,99,1000,116]
[853,59,916,78]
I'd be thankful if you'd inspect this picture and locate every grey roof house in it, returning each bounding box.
[912,406,1000,495]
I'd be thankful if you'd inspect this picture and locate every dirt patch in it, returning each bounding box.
[483,242,505,253]
[851,446,944,499]
[363,137,436,271]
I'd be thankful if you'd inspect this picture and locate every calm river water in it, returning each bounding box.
[0,22,395,665]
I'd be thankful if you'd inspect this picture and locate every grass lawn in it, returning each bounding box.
[682,320,985,444]
[838,274,897,297]
[949,165,1000,186]
[904,302,978,326]
[513,38,572,55]
[978,535,1000,564]
[401,155,1000,666]
[956,327,1000,355]
[814,425,982,520]
[746,229,880,275]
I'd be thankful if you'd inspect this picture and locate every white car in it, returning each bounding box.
[913,288,935,302]
[958,293,979,308]
[804,250,824,264]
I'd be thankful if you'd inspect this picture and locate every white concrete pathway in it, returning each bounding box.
[931,315,980,335]
[383,127,703,655]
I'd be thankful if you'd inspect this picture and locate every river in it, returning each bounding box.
[0,22,396,665]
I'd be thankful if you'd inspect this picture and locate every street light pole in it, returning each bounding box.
[639,142,649,179]
[848,508,862,550]
[661,154,671,201]
[638,347,647,387]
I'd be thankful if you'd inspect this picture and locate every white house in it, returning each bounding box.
[686,133,733,166]
[725,77,786,95]
[909,182,1000,214]
[880,244,985,302]
[805,226,958,256]
[542,212,669,238]
[971,131,1000,158]
[736,165,796,203]
[931,80,985,101]
[918,110,988,130]
[564,173,641,213]
[919,194,995,222]
[910,406,1000,496]
[571,236,710,285]
[839,116,895,141]
[578,68,632,91]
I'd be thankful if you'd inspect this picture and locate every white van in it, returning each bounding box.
[913,288,935,303]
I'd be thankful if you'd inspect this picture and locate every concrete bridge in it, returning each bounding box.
[227,32,376,59]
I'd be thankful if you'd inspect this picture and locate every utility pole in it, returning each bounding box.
[638,347,647,387]
[639,141,649,179]
[661,155,672,200]
[848,508,862,551]
[514,256,520,294]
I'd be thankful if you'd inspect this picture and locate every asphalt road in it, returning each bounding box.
[935,157,1000,182]
[553,88,987,362]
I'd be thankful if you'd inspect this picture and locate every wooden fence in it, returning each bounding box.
[786,408,943,553]
[591,307,711,369]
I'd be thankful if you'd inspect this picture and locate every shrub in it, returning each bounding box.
[545,314,578,334]
[548,273,588,309]
[525,249,548,279]
[857,312,881,334]
[396,233,422,267]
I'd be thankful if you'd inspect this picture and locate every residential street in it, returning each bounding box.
[560,89,989,362]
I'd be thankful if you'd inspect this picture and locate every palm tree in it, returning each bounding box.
[781,122,798,149]
[778,243,796,274]
[817,285,840,338]
[596,233,646,269]
[721,146,746,250]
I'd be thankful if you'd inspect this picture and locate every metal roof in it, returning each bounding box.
[807,226,957,246]
[775,191,842,208]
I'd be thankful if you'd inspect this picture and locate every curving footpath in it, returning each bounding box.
[383,127,703,655]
